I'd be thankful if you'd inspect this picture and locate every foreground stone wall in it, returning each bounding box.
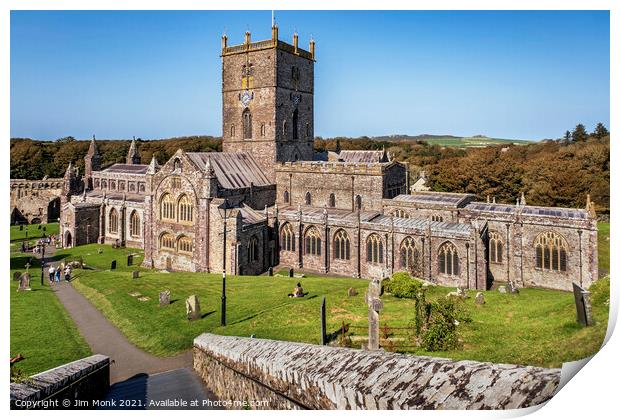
[10,355,110,410]
[193,334,560,410]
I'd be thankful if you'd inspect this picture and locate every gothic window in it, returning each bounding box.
[431,215,444,222]
[173,158,182,172]
[394,209,411,219]
[130,211,140,237]
[248,236,259,262]
[438,242,459,276]
[160,193,175,221]
[129,183,135,192]
[281,223,295,252]
[108,208,119,234]
[177,235,193,254]
[333,229,350,260]
[535,232,568,272]
[366,234,384,264]
[355,195,362,210]
[304,226,321,256]
[305,192,312,205]
[110,180,116,190]
[139,183,145,192]
[328,193,336,208]
[489,231,504,264]
[283,190,290,203]
[260,123,266,137]
[400,237,420,270]
[292,109,299,139]
[230,125,236,137]
[178,194,194,224]
[243,108,252,139]
[159,232,175,250]
[119,181,125,191]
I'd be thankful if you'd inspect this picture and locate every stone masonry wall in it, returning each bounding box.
[193,334,560,410]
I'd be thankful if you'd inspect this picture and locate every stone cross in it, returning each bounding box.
[364,279,383,351]
[24,263,31,273]
[186,295,201,321]
[159,290,171,306]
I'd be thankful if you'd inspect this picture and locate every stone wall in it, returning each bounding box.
[10,178,63,224]
[10,355,110,410]
[193,334,560,410]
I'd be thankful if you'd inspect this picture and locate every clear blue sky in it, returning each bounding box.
[10,10,609,141]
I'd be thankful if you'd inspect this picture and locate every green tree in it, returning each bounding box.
[563,130,571,143]
[593,122,609,139]
[571,124,588,142]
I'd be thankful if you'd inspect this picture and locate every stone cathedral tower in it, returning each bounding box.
[221,25,316,181]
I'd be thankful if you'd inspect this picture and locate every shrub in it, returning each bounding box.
[589,276,610,307]
[421,297,461,351]
[384,272,423,298]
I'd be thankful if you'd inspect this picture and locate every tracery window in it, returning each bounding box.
[177,235,193,254]
[400,237,420,270]
[178,194,194,223]
[535,232,568,272]
[281,223,295,252]
[304,226,321,256]
[129,211,140,237]
[160,232,175,250]
[160,193,175,221]
[333,230,350,260]
[438,242,459,276]
[108,208,119,234]
[489,231,504,264]
[366,234,384,264]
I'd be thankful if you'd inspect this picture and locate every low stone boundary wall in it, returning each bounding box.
[10,355,110,410]
[193,334,561,410]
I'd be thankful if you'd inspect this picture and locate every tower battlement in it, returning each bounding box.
[221,26,315,61]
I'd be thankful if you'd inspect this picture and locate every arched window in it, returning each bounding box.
[282,120,287,137]
[431,215,443,222]
[304,226,321,256]
[328,193,336,208]
[355,195,362,211]
[159,232,175,250]
[173,158,182,172]
[283,190,290,203]
[160,193,175,221]
[400,237,420,270]
[177,235,193,254]
[242,108,252,139]
[110,180,116,190]
[248,236,259,262]
[281,223,295,252]
[108,208,118,234]
[394,209,410,218]
[129,183,135,192]
[230,125,236,137]
[305,192,312,206]
[292,109,299,139]
[535,232,568,272]
[260,123,266,137]
[139,183,145,192]
[366,234,384,264]
[438,242,459,276]
[333,229,350,260]
[489,231,503,264]
[178,194,194,223]
[130,211,140,237]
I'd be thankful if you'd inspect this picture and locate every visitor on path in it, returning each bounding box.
[288,282,305,298]
[48,265,55,283]
[55,266,61,283]
[64,265,71,282]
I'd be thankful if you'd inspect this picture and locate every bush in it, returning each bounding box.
[589,276,610,307]
[384,272,423,298]
[421,297,461,351]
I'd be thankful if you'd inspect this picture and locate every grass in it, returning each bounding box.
[598,222,610,276]
[10,252,91,376]
[61,244,609,368]
[10,222,59,242]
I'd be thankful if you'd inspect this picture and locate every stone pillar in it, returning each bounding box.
[364,279,383,351]
[120,205,126,246]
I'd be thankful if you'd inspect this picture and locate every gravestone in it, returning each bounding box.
[110,260,117,270]
[18,273,31,291]
[347,287,358,297]
[321,297,327,345]
[573,283,594,327]
[132,271,140,279]
[43,226,46,231]
[364,279,384,351]
[288,268,294,278]
[19,225,23,231]
[268,267,273,277]
[13,271,22,282]
[498,285,507,294]
[38,225,41,230]
[127,255,133,267]
[475,292,485,305]
[186,295,201,320]
[507,282,519,294]
[24,262,31,273]
[159,290,171,306]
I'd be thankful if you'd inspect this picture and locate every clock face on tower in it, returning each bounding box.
[240,91,252,108]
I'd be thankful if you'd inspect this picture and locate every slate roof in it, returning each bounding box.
[392,192,475,208]
[336,150,388,163]
[102,164,149,174]
[465,202,588,220]
[186,152,272,190]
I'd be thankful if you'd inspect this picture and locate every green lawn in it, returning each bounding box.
[62,244,609,368]
[598,222,610,276]
[10,222,59,242]
[10,252,91,376]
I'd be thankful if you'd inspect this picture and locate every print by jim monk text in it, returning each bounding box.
[13,398,270,409]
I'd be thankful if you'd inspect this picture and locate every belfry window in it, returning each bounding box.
[292,109,299,139]
[243,108,252,139]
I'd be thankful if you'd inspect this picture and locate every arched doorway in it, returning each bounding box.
[64,231,73,248]
[47,197,60,222]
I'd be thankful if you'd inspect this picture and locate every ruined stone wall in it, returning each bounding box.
[10,178,63,224]
[193,334,560,410]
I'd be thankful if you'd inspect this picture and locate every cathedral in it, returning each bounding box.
[60,26,599,292]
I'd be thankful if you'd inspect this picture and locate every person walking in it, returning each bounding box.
[55,266,61,283]
[48,265,55,284]
[64,265,71,282]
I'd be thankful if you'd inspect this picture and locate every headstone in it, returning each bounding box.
[97,248,103,254]
[13,271,22,282]
[43,226,46,231]
[38,225,41,230]
[186,295,201,320]
[110,260,117,270]
[321,297,327,345]
[19,225,23,231]
[475,292,485,305]
[288,268,294,278]
[18,273,31,291]
[159,290,171,306]
[268,267,273,277]
[127,255,133,267]
[456,287,468,298]
[498,285,507,294]
[132,271,140,279]
[364,279,384,351]
[573,283,594,326]
[507,282,520,294]
[348,287,358,297]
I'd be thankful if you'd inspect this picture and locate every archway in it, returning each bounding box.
[47,197,60,222]
[64,231,73,248]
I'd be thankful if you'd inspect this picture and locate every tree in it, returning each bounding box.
[593,122,609,139]
[563,130,571,143]
[571,124,588,142]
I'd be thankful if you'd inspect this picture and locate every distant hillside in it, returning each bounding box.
[371,134,532,148]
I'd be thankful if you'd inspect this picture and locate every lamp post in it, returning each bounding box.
[40,241,45,286]
[217,200,229,326]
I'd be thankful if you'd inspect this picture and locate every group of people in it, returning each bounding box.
[20,234,57,254]
[47,263,72,283]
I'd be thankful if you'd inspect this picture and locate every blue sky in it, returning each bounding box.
[10,10,609,141]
